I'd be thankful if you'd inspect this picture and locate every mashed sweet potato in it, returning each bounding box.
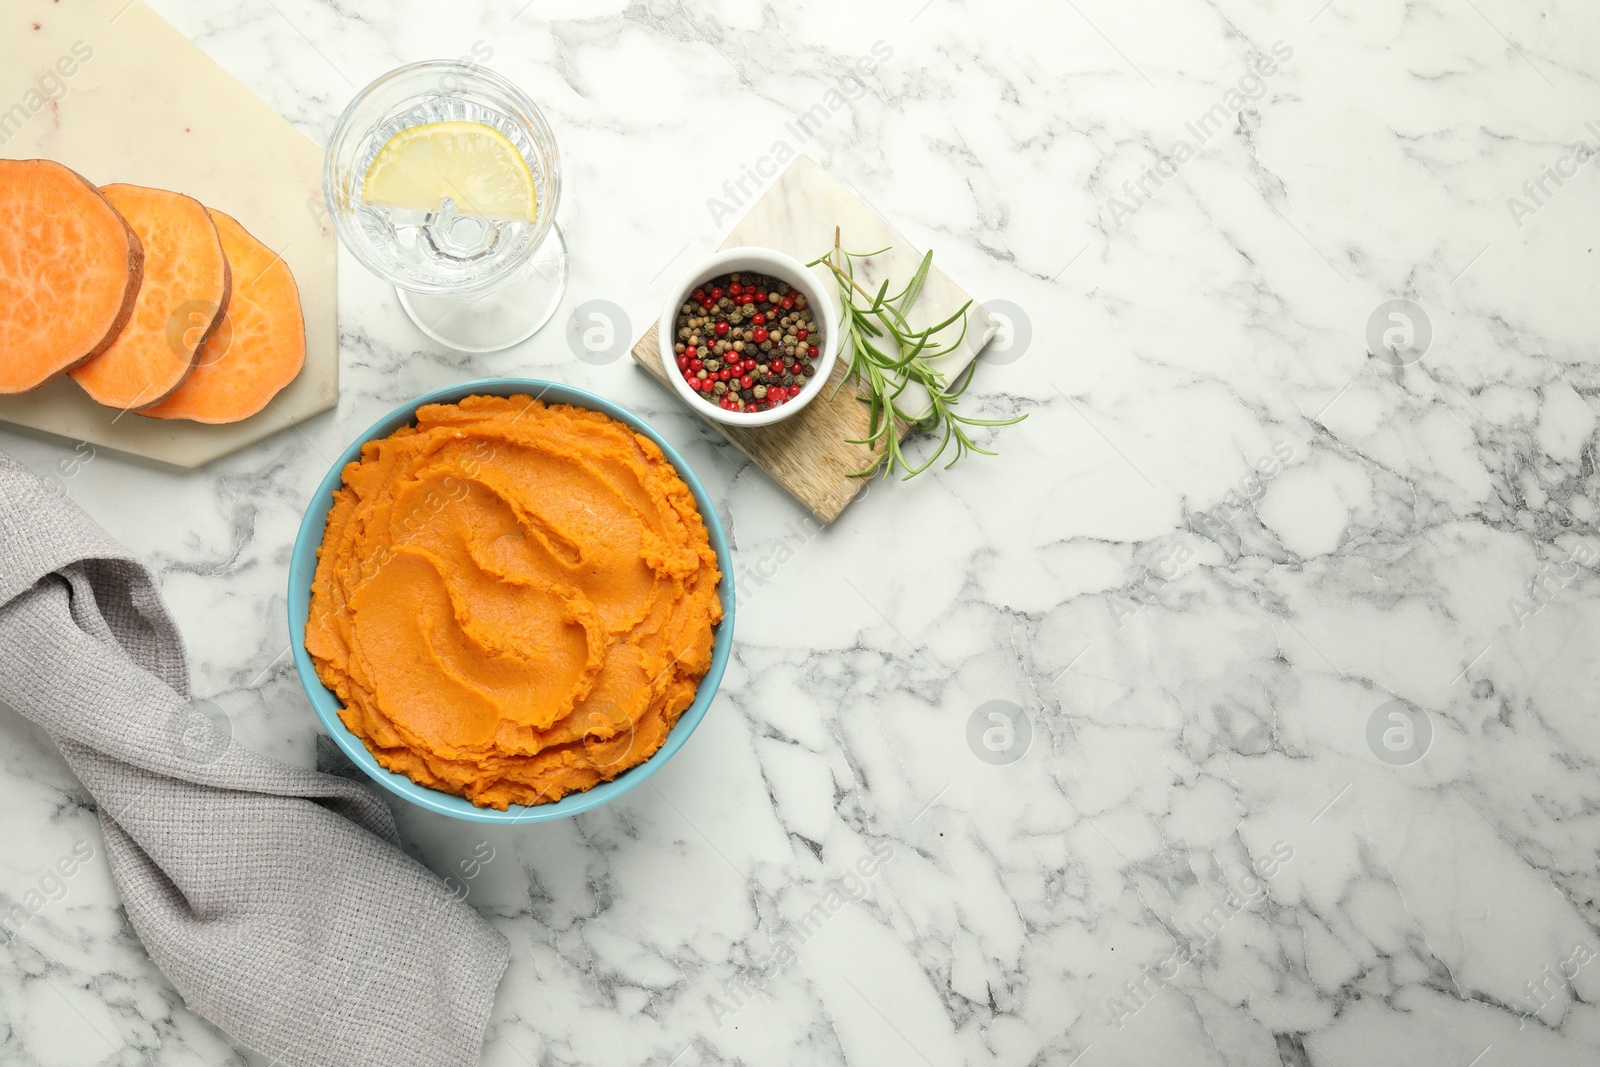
[305,394,722,809]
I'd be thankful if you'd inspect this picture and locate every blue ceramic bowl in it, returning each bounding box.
[287,378,735,824]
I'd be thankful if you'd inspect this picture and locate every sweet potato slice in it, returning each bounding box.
[143,210,306,424]
[0,160,144,394]
[69,184,230,411]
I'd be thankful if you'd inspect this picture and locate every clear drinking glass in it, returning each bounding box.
[324,61,566,352]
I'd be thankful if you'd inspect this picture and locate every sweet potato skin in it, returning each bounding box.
[68,184,231,411]
[142,209,307,424]
[0,160,145,393]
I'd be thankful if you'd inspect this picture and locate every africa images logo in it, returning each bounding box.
[1366,699,1431,767]
[1366,299,1432,367]
[0,41,95,147]
[1104,41,1293,229]
[703,41,894,226]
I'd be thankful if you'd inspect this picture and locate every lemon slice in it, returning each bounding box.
[362,121,537,222]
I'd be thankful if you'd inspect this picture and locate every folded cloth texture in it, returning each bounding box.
[0,452,509,1067]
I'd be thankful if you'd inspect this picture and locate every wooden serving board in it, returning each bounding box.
[0,0,338,468]
[631,156,994,524]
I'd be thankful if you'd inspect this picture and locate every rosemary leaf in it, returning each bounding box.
[898,250,934,316]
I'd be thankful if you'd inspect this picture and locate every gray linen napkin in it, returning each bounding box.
[0,452,509,1067]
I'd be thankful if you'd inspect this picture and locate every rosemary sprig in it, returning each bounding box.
[808,228,1025,479]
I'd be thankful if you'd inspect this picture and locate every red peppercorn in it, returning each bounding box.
[711,287,724,300]
[740,375,754,389]
[753,328,769,343]
[684,345,698,358]
[691,288,706,301]
[795,329,807,341]
[807,346,819,358]
[721,369,733,380]
[781,297,794,310]
[700,299,714,311]
[714,321,729,336]
[752,313,767,326]
[687,358,701,371]
[772,387,787,401]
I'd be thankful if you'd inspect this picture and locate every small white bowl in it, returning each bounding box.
[658,247,840,426]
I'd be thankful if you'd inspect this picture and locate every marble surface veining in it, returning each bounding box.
[3,1,1600,1065]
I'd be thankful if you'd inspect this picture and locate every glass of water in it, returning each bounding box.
[324,61,566,353]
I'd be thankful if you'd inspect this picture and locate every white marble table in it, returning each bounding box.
[4,1,1600,1065]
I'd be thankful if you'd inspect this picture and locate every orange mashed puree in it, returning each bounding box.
[306,394,722,809]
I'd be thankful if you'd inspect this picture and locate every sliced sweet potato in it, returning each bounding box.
[143,210,306,424]
[69,184,230,411]
[0,160,144,394]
